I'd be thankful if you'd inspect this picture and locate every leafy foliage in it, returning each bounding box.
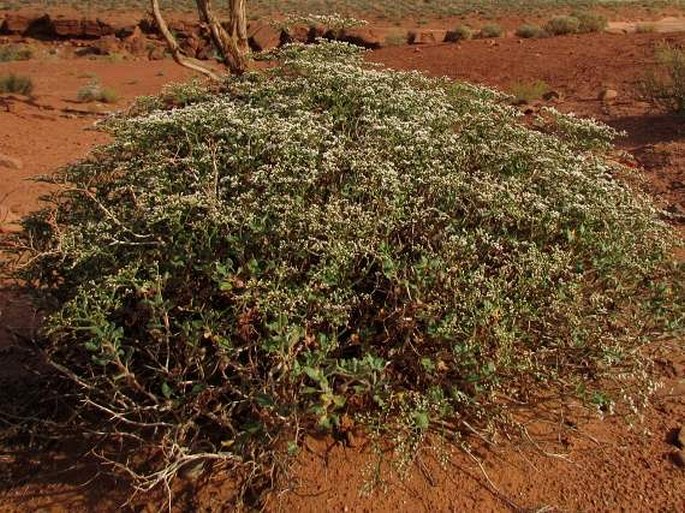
[545,15,581,35]
[15,42,683,500]
[77,80,118,103]
[0,44,33,62]
[641,44,685,114]
[515,24,547,39]
[0,73,33,95]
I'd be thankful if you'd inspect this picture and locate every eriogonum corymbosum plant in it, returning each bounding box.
[15,42,683,501]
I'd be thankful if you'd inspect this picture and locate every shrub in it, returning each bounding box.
[77,81,118,103]
[572,10,608,33]
[444,24,473,42]
[545,15,581,35]
[384,31,408,46]
[641,44,685,113]
[515,24,547,39]
[0,73,34,95]
[0,44,33,62]
[15,42,683,502]
[478,23,504,38]
[636,23,656,34]
[509,79,550,102]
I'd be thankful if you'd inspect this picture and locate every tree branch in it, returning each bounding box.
[150,0,223,82]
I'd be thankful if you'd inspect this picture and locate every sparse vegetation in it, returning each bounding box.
[0,73,34,95]
[572,10,608,33]
[545,15,581,35]
[509,79,550,102]
[1,0,680,23]
[515,24,547,39]
[636,23,656,33]
[641,44,685,114]
[478,23,504,39]
[77,80,118,103]
[0,44,33,62]
[13,41,683,506]
[444,24,473,42]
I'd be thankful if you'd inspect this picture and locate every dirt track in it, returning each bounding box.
[1,9,684,513]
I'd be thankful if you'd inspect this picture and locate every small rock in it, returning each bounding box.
[147,45,166,61]
[677,426,685,449]
[408,30,447,45]
[336,27,382,50]
[124,26,148,56]
[542,90,562,102]
[0,154,22,170]
[599,88,619,102]
[179,461,205,480]
[673,450,685,468]
[0,13,32,35]
[248,22,281,52]
[0,205,21,233]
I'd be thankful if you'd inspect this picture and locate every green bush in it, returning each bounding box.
[77,80,118,103]
[0,44,33,62]
[641,44,685,113]
[545,15,581,35]
[478,23,504,38]
[509,79,550,102]
[515,24,547,39]
[0,73,34,95]
[16,42,683,501]
[444,24,473,42]
[572,10,608,33]
[636,23,656,34]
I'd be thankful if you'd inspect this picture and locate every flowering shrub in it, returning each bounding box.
[16,42,683,501]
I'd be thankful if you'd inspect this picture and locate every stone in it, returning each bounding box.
[124,26,147,56]
[337,27,382,49]
[677,426,685,449]
[0,154,22,170]
[279,25,322,46]
[673,450,685,468]
[0,14,32,35]
[25,15,53,38]
[408,30,447,45]
[599,88,619,102]
[0,205,21,233]
[93,34,121,56]
[248,22,281,52]
[49,17,113,39]
[542,90,562,102]
[147,45,166,61]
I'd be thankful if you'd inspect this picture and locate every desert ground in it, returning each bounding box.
[0,2,684,512]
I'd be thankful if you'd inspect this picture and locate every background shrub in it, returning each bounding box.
[573,10,608,33]
[77,80,118,103]
[509,79,550,102]
[15,42,683,501]
[0,73,34,95]
[641,44,685,113]
[478,23,504,38]
[515,24,547,39]
[636,23,656,34]
[0,44,33,62]
[545,15,581,35]
[444,24,473,42]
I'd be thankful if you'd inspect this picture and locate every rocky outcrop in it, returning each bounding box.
[329,27,382,49]
[248,22,280,52]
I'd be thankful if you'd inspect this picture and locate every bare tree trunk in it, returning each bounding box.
[195,0,247,75]
[150,0,248,80]
[228,0,249,54]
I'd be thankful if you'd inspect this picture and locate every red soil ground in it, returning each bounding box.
[1,8,684,513]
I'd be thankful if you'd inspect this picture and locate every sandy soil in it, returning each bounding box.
[1,8,684,513]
